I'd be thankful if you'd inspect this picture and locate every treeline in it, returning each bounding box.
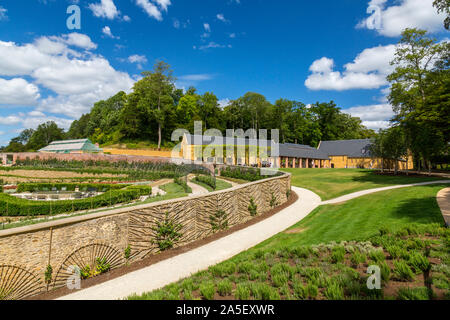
[2,61,374,153]
[370,29,449,172]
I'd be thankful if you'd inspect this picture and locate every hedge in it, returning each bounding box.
[0,185,151,217]
[16,183,129,193]
[174,177,192,194]
[193,175,216,190]
[220,167,267,182]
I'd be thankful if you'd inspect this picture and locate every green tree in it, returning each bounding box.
[433,0,450,30]
[27,121,65,150]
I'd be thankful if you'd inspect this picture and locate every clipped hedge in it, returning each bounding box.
[220,167,273,182]
[16,183,129,193]
[174,177,192,194]
[0,185,151,217]
[194,175,216,190]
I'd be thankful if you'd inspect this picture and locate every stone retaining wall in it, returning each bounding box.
[0,172,290,300]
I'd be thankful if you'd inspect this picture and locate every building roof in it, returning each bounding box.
[318,139,373,158]
[39,139,102,153]
[278,143,330,160]
[184,134,275,147]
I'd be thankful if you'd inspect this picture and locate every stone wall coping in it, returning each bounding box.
[0,171,290,238]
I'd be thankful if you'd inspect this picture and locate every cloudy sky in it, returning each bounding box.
[0,0,447,146]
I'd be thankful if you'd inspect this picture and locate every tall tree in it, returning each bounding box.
[433,0,450,30]
[27,121,65,151]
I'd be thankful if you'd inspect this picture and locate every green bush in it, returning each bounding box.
[16,183,127,193]
[234,283,250,300]
[174,177,192,193]
[408,252,431,273]
[199,281,215,300]
[194,175,216,190]
[210,210,228,232]
[292,279,307,299]
[248,198,257,216]
[393,260,415,281]
[220,167,271,182]
[306,282,318,299]
[152,212,183,251]
[324,282,344,300]
[397,287,430,300]
[331,246,346,263]
[249,282,280,300]
[369,249,386,263]
[0,185,151,216]
[217,279,232,296]
[350,251,366,267]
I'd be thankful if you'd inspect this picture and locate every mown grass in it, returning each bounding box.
[282,168,446,200]
[255,184,446,249]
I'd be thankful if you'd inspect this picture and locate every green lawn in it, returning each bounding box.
[282,168,446,200]
[190,178,233,192]
[256,184,447,249]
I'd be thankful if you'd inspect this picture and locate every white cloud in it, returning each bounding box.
[344,104,394,130]
[305,44,396,91]
[0,6,8,21]
[89,0,120,20]
[0,34,135,119]
[127,54,148,69]
[135,0,171,21]
[62,33,97,50]
[217,14,228,22]
[203,23,211,33]
[218,98,231,108]
[229,33,236,38]
[0,78,40,105]
[178,74,213,81]
[102,26,119,39]
[196,42,231,50]
[358,0,446,37]
[123,15,131,22]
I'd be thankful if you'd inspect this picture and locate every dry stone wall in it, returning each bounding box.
[0,172,290,299]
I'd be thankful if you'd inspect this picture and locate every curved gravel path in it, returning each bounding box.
[57,180,450,300]
[437,187,450,226]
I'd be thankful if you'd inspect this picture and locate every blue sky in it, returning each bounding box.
[0,0,447,146]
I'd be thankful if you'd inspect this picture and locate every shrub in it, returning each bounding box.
[292,279,307,299]
[217,279,232,296]
[210,262,236,277]
[397,287,430,300]
[95,257,111,274]
[250,282,280,300]
[220,167,273,182]
[331,246,346,263]
[248,198,257,216]
[408,252,431,273]
[199,281,215,300]
[350,251,366,267]
[0,185,151,216]
[380,261,391,283]
[210,210,228,232]
[271,274,289,287]
[194,175,216,190]
[393,260,415,281]
[124,245,131,260]
[369,249,385,263]
[270,192,278,208]
[234,283,251,300]
[386,245,403,259]
[174,177,192,193]
[306,282,318,299]
[324,282,344,300]
[291,246,312,259]
[44,264,53,284]
[152,212,183,251]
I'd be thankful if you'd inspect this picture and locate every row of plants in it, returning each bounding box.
[129,223,450,300]
[0,185,151,216]
[220,167,280,182]
[193,175,217,190]
[11,158,209,180]
[16,183,129,193]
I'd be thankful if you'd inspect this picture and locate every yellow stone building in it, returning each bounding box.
[318,139,413,170]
